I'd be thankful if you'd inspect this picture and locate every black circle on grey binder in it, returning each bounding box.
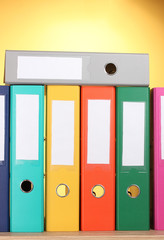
[20,180,34,193]
[105,63,117,75]
[127,184,140,198]
[56,183,70,198]
[91,184,105,198]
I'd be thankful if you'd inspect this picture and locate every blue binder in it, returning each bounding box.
[0,86,9,232]
[10,85,44,232]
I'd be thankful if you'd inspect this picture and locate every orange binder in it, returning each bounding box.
[81,86,115,231]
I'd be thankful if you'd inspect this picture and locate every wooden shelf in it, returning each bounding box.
[0,230,164,240]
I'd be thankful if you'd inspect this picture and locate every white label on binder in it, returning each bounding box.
[17,56,82,80]
[51,100,74,165]
[122,102,145,166]
[16,94,39,160]
[87,100,110,164]
[0,96,5,161]
[161,96,164,159]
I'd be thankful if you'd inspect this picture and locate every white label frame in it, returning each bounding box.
[122,101,145,166]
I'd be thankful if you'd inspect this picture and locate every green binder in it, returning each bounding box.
[116,87,150,230]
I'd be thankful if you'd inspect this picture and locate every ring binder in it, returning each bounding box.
[116,87,150,230]
[5,50,149,86]
[10,85,44,232]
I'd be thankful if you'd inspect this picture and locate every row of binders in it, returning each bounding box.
[0,50,162,232]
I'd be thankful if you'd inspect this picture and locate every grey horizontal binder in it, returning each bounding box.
[5,50,149,86]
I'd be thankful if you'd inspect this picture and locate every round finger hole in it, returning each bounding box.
[20,180,33,193]
[127,185,140,198]
[56,184,69,198]
[92,185,105,198]
[105,63,117,75]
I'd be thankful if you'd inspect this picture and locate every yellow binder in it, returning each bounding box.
[46,85,80,231]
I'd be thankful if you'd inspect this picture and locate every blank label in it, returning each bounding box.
[16,94,39,160]
[87,100,110,164]
[161,96,164,159]
[122,102,145,166]
[0,96,5,161]
[17,56,82,80]
[51,100,74,165]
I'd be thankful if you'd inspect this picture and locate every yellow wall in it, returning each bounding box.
[0,0,163,88]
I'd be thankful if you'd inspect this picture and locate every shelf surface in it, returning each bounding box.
[0,230,164,240]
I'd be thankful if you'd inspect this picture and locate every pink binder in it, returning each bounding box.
[154,88,164,230]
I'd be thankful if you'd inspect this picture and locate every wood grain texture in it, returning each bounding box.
[0,231,164,240]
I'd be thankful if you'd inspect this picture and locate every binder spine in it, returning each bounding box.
[0,86,9,232]
[46,86,80,231]
[10,85,44,232]
[154,88,164,230]
[81,86,115,231]
[116,87,150,230]
[5,50,149,86]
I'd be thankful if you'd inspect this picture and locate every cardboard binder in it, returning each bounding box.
[5,50,149,86]
[10,85,44,232]
[46,85,80,231]
[116,87,150,230]
[81,86,115,231]
[0,86,9,232]
[154,88,164,230]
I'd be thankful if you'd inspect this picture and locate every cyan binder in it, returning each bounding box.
[0,86,9,232]
[10,85,44,232]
